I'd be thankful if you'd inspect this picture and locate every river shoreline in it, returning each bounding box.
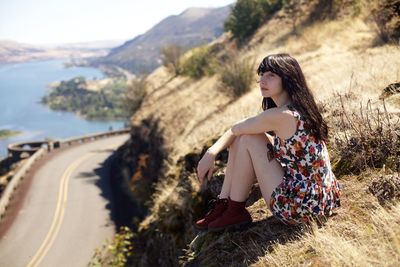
[0,130,22,140]
[0,59,126,158]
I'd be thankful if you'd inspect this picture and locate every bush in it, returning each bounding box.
[123,76,147,116]
[368,173,400,205]
[308,0,363,21]
[224,0,283,42]
[330,95,400,176]
[282,0,308,34]
[160,44,185,76]
[88,226,134,267]
[181,46,218,79]
[219,56,255,98]
[371,0,400,44]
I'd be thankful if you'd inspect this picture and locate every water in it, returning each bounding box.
[0,59,126,158]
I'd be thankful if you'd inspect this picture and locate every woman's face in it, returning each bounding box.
[258,71,284,98]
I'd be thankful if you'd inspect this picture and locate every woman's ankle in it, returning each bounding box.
[218,194,229,200]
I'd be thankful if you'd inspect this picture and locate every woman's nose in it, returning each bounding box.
[258,79,267,85]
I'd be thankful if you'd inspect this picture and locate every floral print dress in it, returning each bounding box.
[268,104,342,225]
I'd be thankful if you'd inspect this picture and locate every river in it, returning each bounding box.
[0,59,126,158]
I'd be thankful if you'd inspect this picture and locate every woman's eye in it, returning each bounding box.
[259,72,274,79]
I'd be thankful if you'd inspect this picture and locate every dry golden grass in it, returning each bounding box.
[173,164,399,266]
[119,4,400,266]
[131,7,400,165]
[253,177,400,267]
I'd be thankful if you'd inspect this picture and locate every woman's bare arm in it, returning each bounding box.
[231,108,281,136]
[207,128,236,156]
[207,119,246,156]
[198,120,244,182]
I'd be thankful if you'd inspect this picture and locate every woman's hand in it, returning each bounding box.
[197,149,217,184]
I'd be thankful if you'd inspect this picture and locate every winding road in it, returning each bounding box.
[0,134,130,267]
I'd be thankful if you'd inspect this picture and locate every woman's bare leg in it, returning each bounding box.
[229,134,284,206]
[223,135,257,201]
[219,135,256,199]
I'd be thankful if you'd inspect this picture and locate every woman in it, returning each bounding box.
[195,53,341,232]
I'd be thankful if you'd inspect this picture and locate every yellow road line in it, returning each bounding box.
[27,153,93,267]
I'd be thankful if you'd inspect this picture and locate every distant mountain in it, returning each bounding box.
[89,5,232,74]
[0,40,45,62]
[53,40,126,50]
[0,39,123,64]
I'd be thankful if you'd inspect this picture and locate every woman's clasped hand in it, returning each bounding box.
[196,150,216,184]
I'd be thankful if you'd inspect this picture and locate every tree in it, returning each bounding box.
[224,0,283,42]
[283,0,306,34]
[372,0,400,43]
[123,76,147,117]
[160,44,184,76]
[181,46,218,79]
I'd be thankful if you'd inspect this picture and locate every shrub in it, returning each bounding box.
[88,226,134,267]
[330,95,400,176]
[181,46,218,79]
[224,0,283,42]
[371,0,400,44]
[283,0,308,34]
[309,0,363,21]
[368,173,400,205]
[123,76,147,116]
[160,44,185,76]
[219,56,255,98]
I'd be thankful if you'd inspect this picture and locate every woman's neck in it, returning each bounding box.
[272,93,291,107]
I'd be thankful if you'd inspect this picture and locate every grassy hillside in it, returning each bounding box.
[90,1,400,266]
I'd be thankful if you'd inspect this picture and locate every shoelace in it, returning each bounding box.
[207,198,218,210]
[206,197,226,214]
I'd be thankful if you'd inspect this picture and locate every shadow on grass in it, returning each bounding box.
[182,216,309,267]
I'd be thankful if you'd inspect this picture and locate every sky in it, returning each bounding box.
[0,0,236,46]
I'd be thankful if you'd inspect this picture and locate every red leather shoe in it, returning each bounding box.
[208,197,252,232]
[195,197,228,231]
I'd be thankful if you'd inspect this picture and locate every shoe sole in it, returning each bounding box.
[208,220,252,233]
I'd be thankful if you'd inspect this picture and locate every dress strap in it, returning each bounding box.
[287,104,304,130]
[287,104,300,118]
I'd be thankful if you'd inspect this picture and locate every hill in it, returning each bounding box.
[89,6,232,74]
[89,1,400,266]
[0,39,119,63]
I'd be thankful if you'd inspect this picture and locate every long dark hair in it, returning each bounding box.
[257,53,329,142]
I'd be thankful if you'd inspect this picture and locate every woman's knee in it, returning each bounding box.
[238,134,266,147]
[228,135,242,151]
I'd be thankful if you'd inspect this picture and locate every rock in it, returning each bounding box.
[367,173,400,205]
[380,82,400,99]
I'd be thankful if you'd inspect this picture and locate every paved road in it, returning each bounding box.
[0,134,130,267]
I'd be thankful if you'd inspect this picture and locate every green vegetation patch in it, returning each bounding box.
[0,129,21,139]
[181,45,218,79]
[42,76,146,121]
[219,56,255,98]
[224,0,283,42]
